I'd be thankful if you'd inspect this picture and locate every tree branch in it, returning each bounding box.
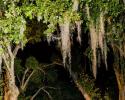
[17,75,21,85]
[41,62,63,69]
[13,44,21,57]
[7,44,14,59]
[2,53,10,71]
[73,80,91,100]
[37,67,46,74]
[21,70,35,91]
[40,88,53,100]
[112,44,125,57]
[20,68,29,89]
[0,55,2,76]
[123,0,125,4]
[30,87,53,100]
[72,0,79,11]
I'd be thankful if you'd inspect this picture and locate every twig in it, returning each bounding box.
[37,67,46,74]
[41,88,53,100]
[41,62,63,69]
[22,70,35,91]
[30,87,53,100]
[16,75,21,85]
[21,68,29,89]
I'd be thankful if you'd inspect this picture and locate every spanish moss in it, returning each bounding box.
[60,19,71,74]
[86,4,98,78]
[76,21,82,44]
[98,13,107,69]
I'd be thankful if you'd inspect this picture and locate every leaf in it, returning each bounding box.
[25,56,39,69]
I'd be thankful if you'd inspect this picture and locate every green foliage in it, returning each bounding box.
[0,79,3,96]
[15,58,24,75]
[78,74,102,99]
[85,47,93,60]
[0,2,26,43]
[15,56,40,84]
[25,56,39,69]
[0,0,124,50]
[85,0,124,25]
[21,0,81,36]
[46,70,58,83]
[0,47,4,55]
[30,68,45,86]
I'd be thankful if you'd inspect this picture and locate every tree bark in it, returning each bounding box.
[3,68,19,100]
[71,72,91,100]
[114,68,125,100]
[2,44,21,100]
[73,79,91,100]
[119,88,125,100]
[3,54,19,100]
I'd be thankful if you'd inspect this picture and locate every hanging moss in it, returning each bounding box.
[60,17,71,74]
[86,4,98,78]
[86,4,108,78]
[98,13,107,69]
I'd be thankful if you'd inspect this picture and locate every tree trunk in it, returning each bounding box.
[119,87,125,100]
[71,72,91,100]
[114,68,125,100]
[3,69,19,100]
[74,80,91,100]
[3,57,19,100]
[2,44,21,100]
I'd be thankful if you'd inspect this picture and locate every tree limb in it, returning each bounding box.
[2,53,10,70]
[123,0,125,4]
[74,80,91,100]
[72,0,79,11]
[20,68,29,89]
[21,70,35,91]
[0,55,2,77]
[13,44,21,57]
[7,44,14,59]
[113,44,125,57]
[37,67,46,74]
[30,87,53,100]
[17,75,21,85]
[41,62,63,69]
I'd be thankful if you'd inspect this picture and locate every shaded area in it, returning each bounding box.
[17,40,85,100]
